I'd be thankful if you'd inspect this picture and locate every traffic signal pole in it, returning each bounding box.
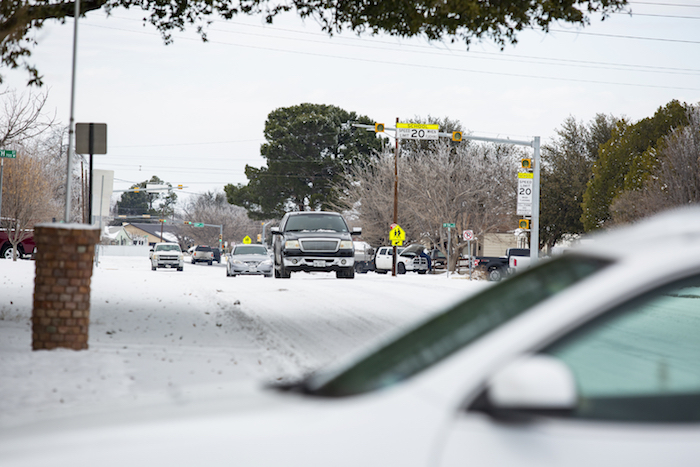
[354,122,541,267]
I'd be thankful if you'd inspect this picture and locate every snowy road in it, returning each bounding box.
[0,255,487,427]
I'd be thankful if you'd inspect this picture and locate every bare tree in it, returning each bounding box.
[0,88,61,259]
[1,142,62,259]
[338,138,522,271]
[0,88,54,146]
[178,191,262,249]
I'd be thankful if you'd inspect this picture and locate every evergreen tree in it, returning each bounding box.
[581,100,688,231]
[225,103,385,220]
[114,175,177,218]
[540,114,616,249]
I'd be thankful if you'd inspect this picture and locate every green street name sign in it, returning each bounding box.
[0,149,17,158]
[443,222,456,228]
[194,222,205,227]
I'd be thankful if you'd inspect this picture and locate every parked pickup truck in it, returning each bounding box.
[473,248,530,281]
[0,230,35,260]
[374,244,429,274]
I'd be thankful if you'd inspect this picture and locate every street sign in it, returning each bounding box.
[243,235,252,244]
[75,123,107,155]
[396,123,439,140]
[390,225,405,246]
[146,183,169,193]
[193,222,204,227]
[517,172,534,216]
[443,222,456,228]
[0,149,16,158]
[463,230,473,241]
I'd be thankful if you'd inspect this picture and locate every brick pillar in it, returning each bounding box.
[32,224,100,350]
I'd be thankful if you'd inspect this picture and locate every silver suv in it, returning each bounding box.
[190,245,214,265]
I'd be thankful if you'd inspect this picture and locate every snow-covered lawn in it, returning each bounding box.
[0,255,488,428]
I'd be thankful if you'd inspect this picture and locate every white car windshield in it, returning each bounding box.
[155,244,180,252]
[298,254,611,397]
[234,246,268,255]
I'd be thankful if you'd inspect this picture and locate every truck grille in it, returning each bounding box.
[300,239,339,252]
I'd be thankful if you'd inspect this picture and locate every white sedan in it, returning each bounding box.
[3,207,699,466]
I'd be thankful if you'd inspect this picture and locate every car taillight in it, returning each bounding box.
[513,259,517,266]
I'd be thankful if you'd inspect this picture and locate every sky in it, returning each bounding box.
[3,0,700,205]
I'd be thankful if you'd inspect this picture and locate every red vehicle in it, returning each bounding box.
[0,230,36,259]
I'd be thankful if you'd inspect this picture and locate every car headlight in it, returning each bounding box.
[231,259,244,265]
[339,240,353,249]
[284,240,300,249]
[178,254,184,260]
[260,260,272,266]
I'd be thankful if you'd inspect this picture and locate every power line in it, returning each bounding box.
[547,27,700,44]
[82,22,700,91]
[629,1,700,8]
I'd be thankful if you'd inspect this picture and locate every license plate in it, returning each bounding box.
[313,260,326,268]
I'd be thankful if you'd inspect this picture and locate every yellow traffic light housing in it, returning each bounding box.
[518,219,530,229]
[375,123,385,133]
[452,131,463,142]
[521,158,532,169]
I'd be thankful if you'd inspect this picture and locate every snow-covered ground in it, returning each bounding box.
[0,255,488,428]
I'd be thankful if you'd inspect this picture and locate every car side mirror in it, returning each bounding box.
[271,227,281,235]
[351,227,362,236]
[472,355,577,420]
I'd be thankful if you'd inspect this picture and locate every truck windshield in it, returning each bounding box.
[299,254,611,397]
[285,214,348,233]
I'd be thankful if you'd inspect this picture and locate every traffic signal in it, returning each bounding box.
[375,123,385,133]
[184,221,192,225]
[219,234,223,243]
[518,219,530,229]
[521,158,532,169]
[159,219,167,223]
[133,187,140,193]
[452,131,463,142]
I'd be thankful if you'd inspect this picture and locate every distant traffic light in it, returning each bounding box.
[219,234,223,243]
[375,123,385,133]
[184,221,192,225]
[452,131,463,142]
[521,158,533,169]
[518,219,530,229]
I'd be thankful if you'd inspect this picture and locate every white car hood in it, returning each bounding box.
[0,381,442,467]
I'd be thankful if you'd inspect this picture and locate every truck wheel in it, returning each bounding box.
[418,270,427,275]
[336,268,355,279]
[397,263,406,275]
[2,247,14,259]
[177,267,183,272]
[151,265,156,271]
[208,260,213,265]
[275,262,290,279]
[489,268,504,282]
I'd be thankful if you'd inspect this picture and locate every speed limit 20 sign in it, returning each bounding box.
[517,172,533,216]
[396,123,439,140]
